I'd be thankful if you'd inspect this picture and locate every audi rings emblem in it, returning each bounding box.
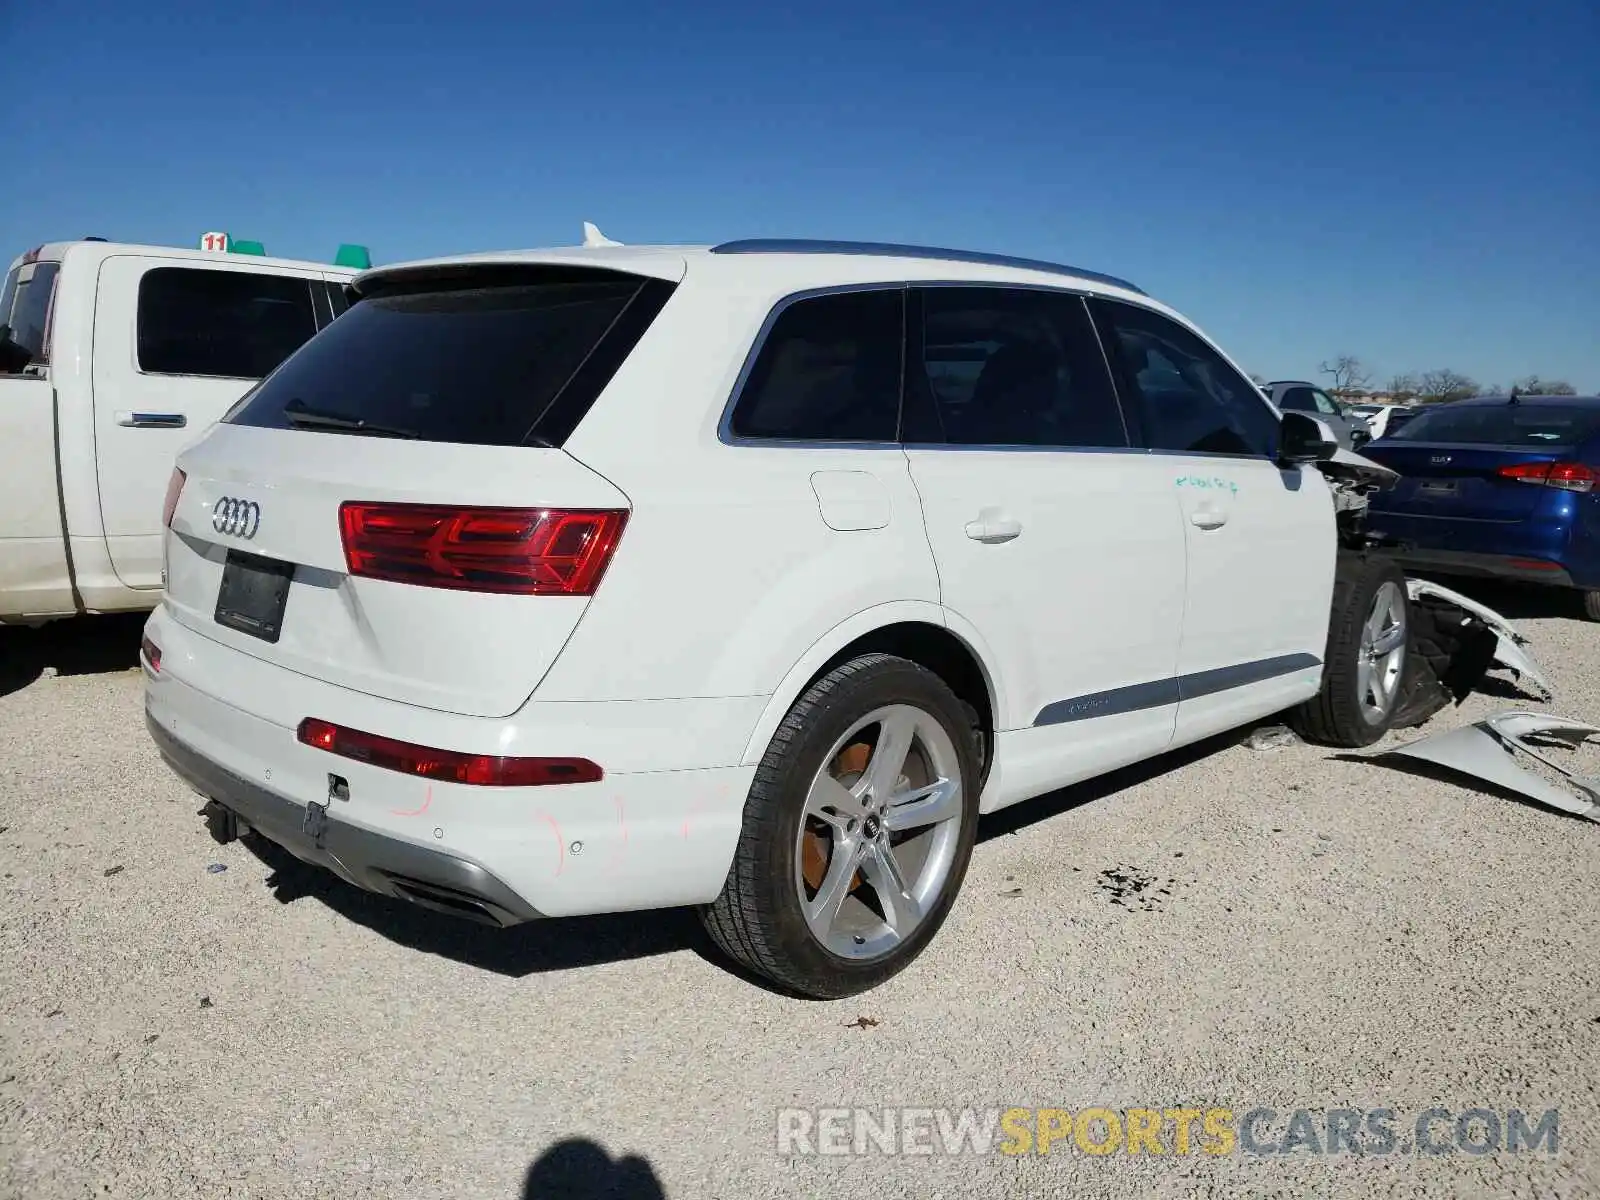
[212,497,261,539]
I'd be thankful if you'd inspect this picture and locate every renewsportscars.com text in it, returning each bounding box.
[777,1105,1560,1157]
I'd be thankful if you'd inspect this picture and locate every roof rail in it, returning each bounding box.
[708,238,1146,295]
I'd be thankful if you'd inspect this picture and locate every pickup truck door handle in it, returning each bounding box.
[1190,508,1227,530]
[964,513,1023,543]
[116,411,187,429]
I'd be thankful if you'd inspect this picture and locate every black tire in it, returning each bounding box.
[1583,590,1600,622]
[1290,552,1411,748]
[700,653,980,999]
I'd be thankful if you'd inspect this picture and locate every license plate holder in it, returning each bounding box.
[214,550,295,643]
[1419,480,1460,497]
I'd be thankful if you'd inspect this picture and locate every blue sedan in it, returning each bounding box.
[1361,394,1600,620]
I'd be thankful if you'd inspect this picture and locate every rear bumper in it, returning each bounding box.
[150,713,542,925]
[142,605,760,922]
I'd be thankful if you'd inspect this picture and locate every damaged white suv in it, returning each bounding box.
[143,236,1410,998]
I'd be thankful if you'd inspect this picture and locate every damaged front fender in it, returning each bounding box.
[1384,711,1599,821]
[1405,578,1553,700]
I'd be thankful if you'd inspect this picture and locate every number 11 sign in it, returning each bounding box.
[200,232,230,252]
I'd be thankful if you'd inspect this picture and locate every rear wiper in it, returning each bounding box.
[282,400,419,440]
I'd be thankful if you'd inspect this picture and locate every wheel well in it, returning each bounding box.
[817,621,995,782]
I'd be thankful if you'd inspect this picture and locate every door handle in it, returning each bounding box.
[964,514,1023,544]
[117,411,187,429]
[1190,508,1227,530]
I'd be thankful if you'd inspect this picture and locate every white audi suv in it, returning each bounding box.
[142,237,1408,997]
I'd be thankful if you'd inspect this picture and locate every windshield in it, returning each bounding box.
[1387,403,1600,446]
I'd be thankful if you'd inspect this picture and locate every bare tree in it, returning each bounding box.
[1319,355,1371,394]
[1477,383,1505,397]
[1387,373,1419,401]
[1513,375,1577,395]
[1416,369,1478,404]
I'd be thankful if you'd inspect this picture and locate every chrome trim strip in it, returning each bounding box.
[1033,652,1322,727]
[708,239,1147,296]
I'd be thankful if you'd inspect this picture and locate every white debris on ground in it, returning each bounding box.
[2,593,1598,1199]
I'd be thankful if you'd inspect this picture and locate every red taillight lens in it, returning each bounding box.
[296,718,603,787]
[1495,461,1596,492]
[140,636,161,673]
[162,469,187,528]
[338,503,628,595]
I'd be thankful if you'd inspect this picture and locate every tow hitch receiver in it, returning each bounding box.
[303,799,329,847]
[202,800,239,845]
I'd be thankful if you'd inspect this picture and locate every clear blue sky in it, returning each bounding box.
[6,0,1596,390]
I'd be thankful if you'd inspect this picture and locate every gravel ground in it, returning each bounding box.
[2,587,1598,1200]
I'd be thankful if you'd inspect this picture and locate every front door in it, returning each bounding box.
[91,255,328,590]
[1093,298,1336,747]
[902,285,1188,808]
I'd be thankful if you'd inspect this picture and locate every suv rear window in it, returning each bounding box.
[1387,403,1600,446]
[226,269,675,448]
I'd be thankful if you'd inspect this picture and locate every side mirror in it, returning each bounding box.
[1278,411,1338,464]
[0,324,33,375]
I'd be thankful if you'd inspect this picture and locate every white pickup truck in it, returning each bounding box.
[0,239,360,624]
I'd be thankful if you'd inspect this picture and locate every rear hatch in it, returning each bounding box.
[162,261,679,718]
[1364,402,1600,523]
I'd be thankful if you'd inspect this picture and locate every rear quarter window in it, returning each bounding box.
[138,267,319,379]
[726,288,903,442]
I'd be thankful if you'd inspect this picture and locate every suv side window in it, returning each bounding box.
[137,267,319,380]
[1278,386,1316,412]
[905,287,1127,448]
[727,288,903,442]
[1095,300,1280,457]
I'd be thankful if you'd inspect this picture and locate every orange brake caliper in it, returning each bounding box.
[802,742,872,893]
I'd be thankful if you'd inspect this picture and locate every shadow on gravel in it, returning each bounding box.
[245,834,704,976]
[522,1138,665,1199]
[0,612,147,699]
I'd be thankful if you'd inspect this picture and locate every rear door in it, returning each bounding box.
[1094,299,1334,745]
[163,264,679,718]
[92,256,328,591]
[903,285,1187,797]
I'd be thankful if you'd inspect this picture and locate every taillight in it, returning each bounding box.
[1495,461,1597,493]
[338,503,627,595]
[140,636,162,673]
[296,718,602,787]
[162,469,187,527]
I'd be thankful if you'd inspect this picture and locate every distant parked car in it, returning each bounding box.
[1362,394,1600,620]
[1349,402,1421,441]
[1262,381,1372,448]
